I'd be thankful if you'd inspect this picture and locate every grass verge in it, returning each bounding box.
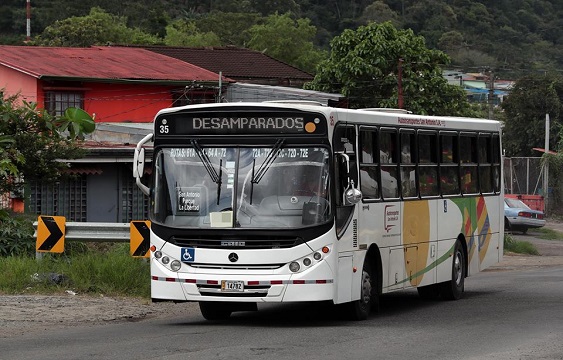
[537,227,563,241]
[504,234,539,255]
[0,244,150,297]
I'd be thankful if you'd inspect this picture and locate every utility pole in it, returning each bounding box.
[26,0,31,42]
[488,69,495,119]
[544,113,550,214]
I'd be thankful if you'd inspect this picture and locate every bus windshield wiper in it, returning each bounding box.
[252,139,284,184]
[191,140,222,205]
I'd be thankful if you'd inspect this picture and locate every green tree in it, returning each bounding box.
[0,93,95,196]
[163,19,221,47]
[249,0,300,16]
[501,73,563,157]
[359,1,401,27]
[195,12,261,46]
[34,7,160,47]
[306,21,472,115]
[0,93,95,256]
[247,12,326,74]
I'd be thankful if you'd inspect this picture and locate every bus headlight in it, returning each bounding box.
[161,256,170,265]
[289,262,300,273]
[170,260,181,272]
[288,246,331,274]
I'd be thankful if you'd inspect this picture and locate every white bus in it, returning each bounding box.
[133,102,504,320]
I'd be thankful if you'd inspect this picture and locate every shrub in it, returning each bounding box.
[0,209,35,257]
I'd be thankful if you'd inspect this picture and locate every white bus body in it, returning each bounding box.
[134,102,504,320]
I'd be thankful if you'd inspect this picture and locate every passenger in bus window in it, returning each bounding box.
[401,144,411,163]
[401,167,416,197]
[360,166,378,198]
[462,167,477,193]
[380,149,390,164]
[294,171,323,197]
[381,166,398,198]
[361,141,374,163]
[440,167,459,195]
[419,168,438,196]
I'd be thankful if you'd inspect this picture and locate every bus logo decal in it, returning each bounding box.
[384,205,399,232]
[228,253,239,262]
[221,241,246,247]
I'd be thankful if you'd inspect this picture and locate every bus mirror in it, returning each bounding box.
[339,153,350,176]
[345,187,362,204]
[133,133,153,196]
[133,147,145,179]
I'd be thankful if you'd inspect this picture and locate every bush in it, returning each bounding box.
[504,233,539,255]
[0,209,35,257]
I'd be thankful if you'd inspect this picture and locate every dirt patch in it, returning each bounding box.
[0,294,198,338]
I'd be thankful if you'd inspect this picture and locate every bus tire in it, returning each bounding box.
[441,240,465,300]
[199,301,232,320]
[346,259,376,320]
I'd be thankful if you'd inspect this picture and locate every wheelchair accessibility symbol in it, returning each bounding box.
[181,248,195,262]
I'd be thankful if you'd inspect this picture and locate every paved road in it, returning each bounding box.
[2,267,563,359]
[1,224,562,360]
[3,268,563,360]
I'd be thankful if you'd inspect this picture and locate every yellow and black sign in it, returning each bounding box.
[36,216,65,253]
[130,220,151,258]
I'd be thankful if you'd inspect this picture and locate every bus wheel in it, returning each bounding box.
[346,259,376,320]
[441,240,465,300]
[199,301,232,320]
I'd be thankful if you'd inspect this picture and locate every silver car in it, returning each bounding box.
[504,197,546,234]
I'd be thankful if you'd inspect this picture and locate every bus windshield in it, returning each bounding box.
[151,145,331,229]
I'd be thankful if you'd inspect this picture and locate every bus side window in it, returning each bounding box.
[460,133,478,194]
[439,132,460,195]
[418,131,439,197]
[359,128,379,200]
[492,134,501,193]
[479,134,493,193]
[380,128,399,199]
[400,130,416,198]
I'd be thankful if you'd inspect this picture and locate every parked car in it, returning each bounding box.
[504,197,546,234]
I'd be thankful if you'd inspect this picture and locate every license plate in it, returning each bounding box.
[221,280,244,292]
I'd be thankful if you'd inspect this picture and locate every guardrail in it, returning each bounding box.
[33,222,130,243]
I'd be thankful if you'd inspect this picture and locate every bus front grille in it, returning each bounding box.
[170,235,303,249]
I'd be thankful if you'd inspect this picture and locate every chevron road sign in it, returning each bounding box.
[36,216,65,253]
[130,220,151,258]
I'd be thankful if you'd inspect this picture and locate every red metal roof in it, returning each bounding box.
[140,46,313,81]
[0,45,228,82]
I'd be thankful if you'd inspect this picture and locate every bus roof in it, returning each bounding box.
[154,102,501,132]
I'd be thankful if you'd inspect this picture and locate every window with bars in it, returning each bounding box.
[27,175,87,221]
[120,170,149,222]
[44,91,84,116]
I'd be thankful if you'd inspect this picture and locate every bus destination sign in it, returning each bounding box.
[155,110,327,136]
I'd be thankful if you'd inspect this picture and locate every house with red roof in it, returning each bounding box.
[0,45,230,221]
[140,46,314,88]
[0,45,229,123]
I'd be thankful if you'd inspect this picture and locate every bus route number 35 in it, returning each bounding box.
[159,124,169,134]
